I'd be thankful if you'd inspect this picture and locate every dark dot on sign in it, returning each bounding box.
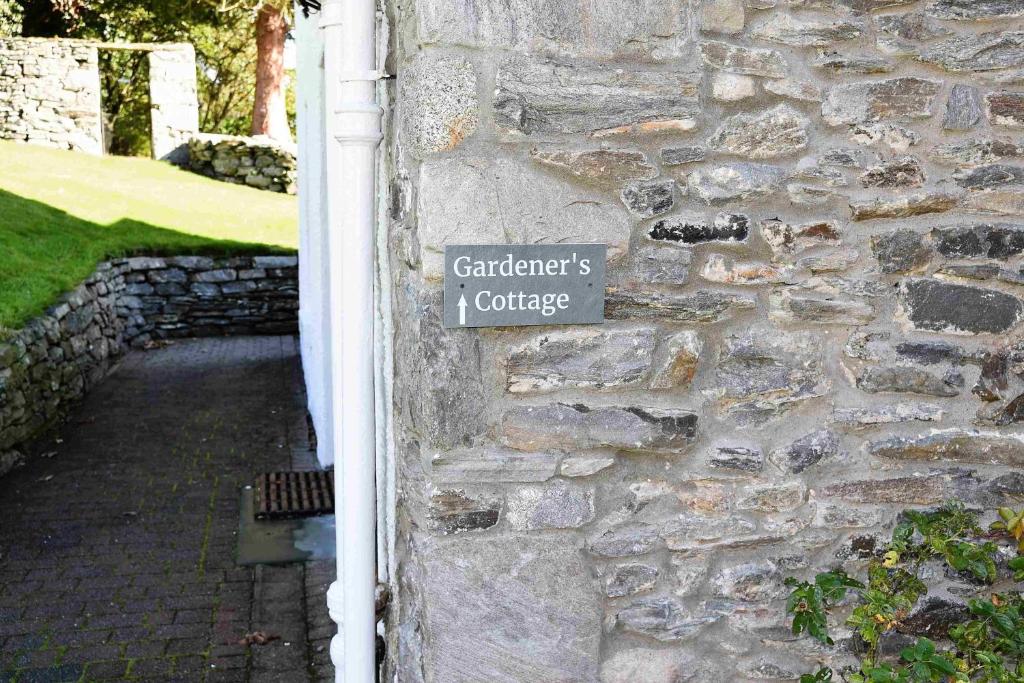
[460,284,465,289]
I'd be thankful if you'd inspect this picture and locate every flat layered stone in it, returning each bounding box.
[856,366,960,397]
[700,0,745,34]
[860,156,925,189]
[823,78,941,125]
[876,13,951,55]
[955,164,1024,191]
[627,244,693,287]
[589,522,661,557]
[770,290,875,325]
[736,481,807,512]
[649,213,750,244]
[432,449,559,484]
[833,403,944,427]
[814,53,894,75]
[986,91,1024,128]
[606,289,756,323]
[920,31,1024,72]
[661,145,706,166]
[750,14,863,47]
[850,192,958,221]
[621,179,676,218]
[507,480,595,530]
[944,85,983,131]
[711,72,756,102]
[850,122,922,151]
[761,219,842,258]
[820,475,950,505]
[770,430,840,474]
[615,598,719,642]
[707,104,809,160]
[899,278,1023,334]
[926,0,1024,20]
[428,490,502,535]
[868,430,1024,467]
[699,40,787,77]
[601,648,704,683]
[702,254,793,285]
[710,328,829,423]
[560,455,616,478]
[687,163,787,204]
[711,561,783,602]
[417,534,601,683]
[401,53,479,158]
[932,224,1024,259]
[418,157,630,280]
[506,326,657,393]
[650,331,703,390]
[930,137,1024,166]
[502,403,698,453]
[764,78,822,102]
[531,149,657,190]
[871,228,931,273]
[495,56,700,136]
[798,248,860,274]
[605,563,659,598]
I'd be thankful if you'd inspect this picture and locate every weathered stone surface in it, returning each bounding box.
[605,563,659,597]
[429,490,501,535]
[506,326,657,393]
[856,366,960,397]
[932,224,1024,259]
[764,78,822,102]
[851,192,959,221]
[702,255,792,285]
[750,14,863,47]
[962,188,1024,216]
[926,0,1024,20]
[700,0,745,34]
[708,445,765,472]
[711,72,756,102]
[798,248,860,274]
[661,146,706,166]
[899,278,1023,334]
[600,648,704,683]
[650,213,750,244]
[921,31,1024,73]
[711,561,783,602]
[710,329,829,422]
[589,522,661,557]
[761,219,842,258]
[868,430,1024,467]
[944,85,983,131]
[615,598,719,641]
[876,13,951,55]
[417,0,691,60]
[432,449,559,484]
[833,403,944,427]
[502,404,698,453]
[620,179,676,218]
[708,105,809,160]
[955,164,1024,192]
[736,481,806,513]
[507,480,595,530]
[821,475,950,505]
[650,331,703,390]
[816,504,886,529]
[850,122,922,152]
[986,91,1024,128]
[787,183,846,206]
[814,53,894,75]
[899,598,971,640]
[871,228,931,273]
[860,156,925,189]
[699,40,787,77]
[418,157,629,279]
[687,163,787,204]
[627,244,693,287]
[495,56,700,136]
[930,137,1024,166]
[771,430,840,474]
[561,455,616,478]
[823,78,942,125]
[401,53,479,157]
[417,535,601,682]
[770,290,875,325]
[531,149,657,189]
[606,289,756,323]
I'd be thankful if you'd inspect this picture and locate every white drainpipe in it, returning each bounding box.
[320,0,382,681]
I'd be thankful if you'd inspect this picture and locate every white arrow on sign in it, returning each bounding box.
[458,294,468,326]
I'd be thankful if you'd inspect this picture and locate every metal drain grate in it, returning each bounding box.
[254,471,334,520]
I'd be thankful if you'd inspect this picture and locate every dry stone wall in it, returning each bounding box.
[0,255,297,478]
[187,134,299,194]
[0,38,102,154]
[384,0,1024,680]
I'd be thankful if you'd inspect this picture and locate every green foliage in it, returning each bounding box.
[784,502,1024,682]
[0,0,23,36]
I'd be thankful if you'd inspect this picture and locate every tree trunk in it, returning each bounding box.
[252,3,291,142]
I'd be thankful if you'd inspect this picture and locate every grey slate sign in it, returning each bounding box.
[443,244,607,328]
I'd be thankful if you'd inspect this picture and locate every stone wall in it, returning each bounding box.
[188,134,299,194]
[148,45,201,163]
[383,0,1024,681]
[0,38,102,154]
[0,255,298,477]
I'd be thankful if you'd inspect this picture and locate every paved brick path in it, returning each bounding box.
[0,336,334,682]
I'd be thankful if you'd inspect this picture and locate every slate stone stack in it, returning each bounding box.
[380,0,1024,680]
[187,134,298,194]
[0,256,298,477]
[0,38,103,154]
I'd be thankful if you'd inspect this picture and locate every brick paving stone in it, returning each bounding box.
[0,337,329,682]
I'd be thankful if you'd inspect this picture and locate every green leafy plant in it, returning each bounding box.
[785,502,1024,682]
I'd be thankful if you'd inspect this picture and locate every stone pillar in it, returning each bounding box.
[148,44,199,163]
[379,0,1024,681]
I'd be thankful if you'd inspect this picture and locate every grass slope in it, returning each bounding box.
[0,141,297,331]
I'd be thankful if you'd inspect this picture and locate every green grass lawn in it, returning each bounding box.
[0,141,298,332]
